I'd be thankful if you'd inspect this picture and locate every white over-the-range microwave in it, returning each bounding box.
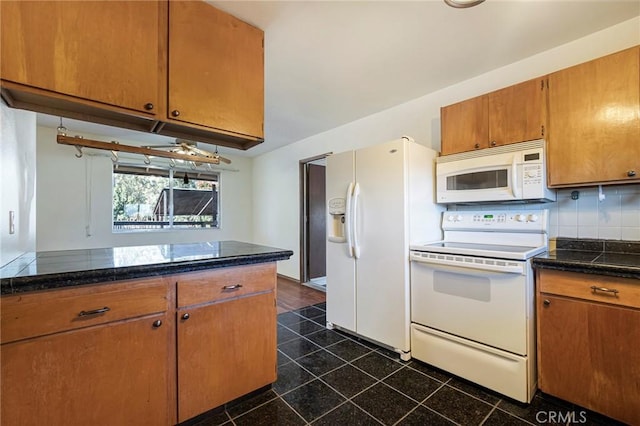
[436,139,556,204]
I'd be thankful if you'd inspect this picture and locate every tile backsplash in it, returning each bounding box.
[450,184,640,241]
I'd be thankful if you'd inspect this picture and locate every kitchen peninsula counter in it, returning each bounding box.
[0,240,293,295]
[532,238,640,280]
[1,240,292,424]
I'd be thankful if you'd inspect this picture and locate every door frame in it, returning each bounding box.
[299,153,331,288]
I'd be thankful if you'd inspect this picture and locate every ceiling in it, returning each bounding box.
[38,0,640,157]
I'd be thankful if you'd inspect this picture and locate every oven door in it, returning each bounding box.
[410,251,529,355]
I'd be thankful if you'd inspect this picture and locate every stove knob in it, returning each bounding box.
[515,214,526,222]
[528,214,539,222]
[447,215,455,222]
[456,215,463,222]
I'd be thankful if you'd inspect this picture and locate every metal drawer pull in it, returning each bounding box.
[590,286,619,296]
[78,307,110,317]
[222,284,243,290]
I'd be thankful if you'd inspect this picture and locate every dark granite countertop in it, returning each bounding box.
[533,238,640,280]
[0,240,293,295]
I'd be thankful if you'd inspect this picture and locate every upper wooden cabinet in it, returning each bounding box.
[441,78,546,155]
[0,0,264,150]
[167,1,264,139]
[547,46,640,187]
[440,95,488,155]
[0,1,166,118]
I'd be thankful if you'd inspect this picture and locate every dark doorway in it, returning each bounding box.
[307,163,326,279]
[299,154,329,291]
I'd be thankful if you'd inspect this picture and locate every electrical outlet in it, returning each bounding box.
[9,211,15,234]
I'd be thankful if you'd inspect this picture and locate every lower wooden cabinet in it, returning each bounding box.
[175,262,277,421]
[537,269,640,425]
[177,291,276,421]
[0,262,278,425]
[1,277,173,426]
[1,311,173,426]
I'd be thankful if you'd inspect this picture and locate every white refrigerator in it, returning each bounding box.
[326,136,443,360]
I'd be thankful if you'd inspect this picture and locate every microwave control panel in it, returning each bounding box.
[522,164,543,185]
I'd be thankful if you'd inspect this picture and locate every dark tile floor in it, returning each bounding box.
[188,302,625,426]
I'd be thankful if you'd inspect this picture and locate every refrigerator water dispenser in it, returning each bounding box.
[327,197,346,242]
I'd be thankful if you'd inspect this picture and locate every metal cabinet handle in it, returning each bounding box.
[182,313,190,320]
[171,110,180,117]
[144,102,154,111]
[78,307,110,317]
[543,299,550,306]
[152,320,162,328]
[490,140,497,147]
[628,170,637,177]
[474,143,480,149]
[590,286,619,296]
[222,284,243,290]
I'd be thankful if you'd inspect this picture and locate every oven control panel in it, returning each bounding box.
[442,210,548,232]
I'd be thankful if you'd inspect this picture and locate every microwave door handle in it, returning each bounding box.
[512,156,521,199]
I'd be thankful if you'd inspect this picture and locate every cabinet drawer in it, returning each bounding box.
[537,269,640,309]
[1,278,169,344]
[176,263,276,307]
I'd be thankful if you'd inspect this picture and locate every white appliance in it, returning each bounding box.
[326,136,443,360]
[436,139,556,204]
[410,209,548,403]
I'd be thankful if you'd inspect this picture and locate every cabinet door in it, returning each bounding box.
[440,95,488,155]
[1,312,172,426]
[488,78,545,147]
[537,295,640,425]
[547,47,640,186]
[168,1,264,138]
[0,1,163,115]
[177,292,276,422]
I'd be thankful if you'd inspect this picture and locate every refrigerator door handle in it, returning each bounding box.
[345,182,354,258]
[352,182,361,259]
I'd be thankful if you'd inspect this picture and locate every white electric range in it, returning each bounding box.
[409,209,549,403]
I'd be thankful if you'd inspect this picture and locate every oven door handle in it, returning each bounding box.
[410,253,525,275]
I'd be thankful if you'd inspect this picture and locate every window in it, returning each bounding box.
[112,165,219,231]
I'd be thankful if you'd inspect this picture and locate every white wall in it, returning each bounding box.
[0,103,37,266]
[36,126,254,251]
[253,17,640,280]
